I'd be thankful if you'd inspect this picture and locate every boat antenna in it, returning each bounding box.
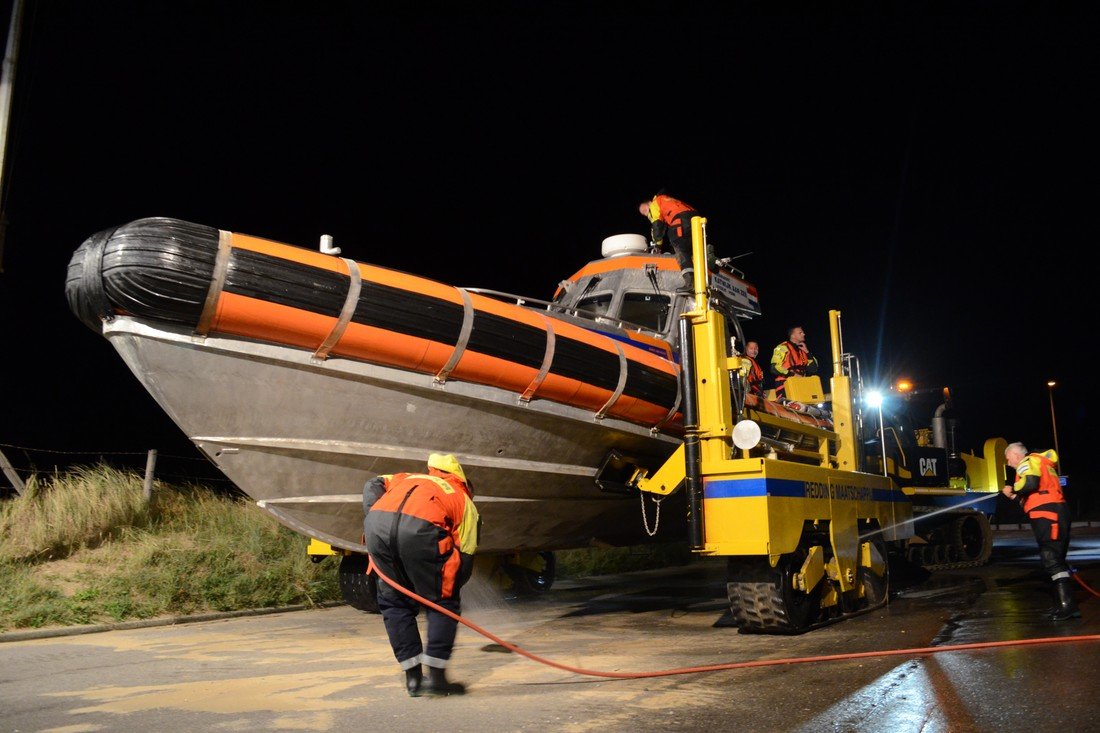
[714,251,752,278]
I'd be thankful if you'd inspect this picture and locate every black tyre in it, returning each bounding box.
[338,554,380,613]
[504,552,556,595]
[858,537,890,609]
[777,547,823,630]
[952,511,993,565]
[727,544,822,633]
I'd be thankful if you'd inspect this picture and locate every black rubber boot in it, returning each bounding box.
[404,666,423,697]
[423,665,466,696]
[1041,587,1060,618]
[1050,578,1082,621]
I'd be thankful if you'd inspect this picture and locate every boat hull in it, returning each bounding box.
[105,318,685,553]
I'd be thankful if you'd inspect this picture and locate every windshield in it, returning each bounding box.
[620,293,671,332]
[575,294,613,318]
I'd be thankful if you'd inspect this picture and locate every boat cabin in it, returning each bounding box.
[471,233,761,361]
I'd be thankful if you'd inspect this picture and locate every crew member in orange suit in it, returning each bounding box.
[740,340,765,397]
[1001,441,1079,621]
[639,192,706,291]
[770,326,819,398]
[364,453,480,697]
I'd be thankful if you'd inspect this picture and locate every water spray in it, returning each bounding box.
[859,493,994,539]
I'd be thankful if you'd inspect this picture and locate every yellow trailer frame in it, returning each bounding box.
[631,217,911,627]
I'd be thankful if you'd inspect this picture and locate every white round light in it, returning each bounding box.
[732,420,762,450]
[865,390,883,408]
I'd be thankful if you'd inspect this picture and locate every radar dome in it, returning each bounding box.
[601,233,649,258]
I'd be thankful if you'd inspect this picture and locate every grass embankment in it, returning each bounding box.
[0,465,339,631]
[0,464,693,633]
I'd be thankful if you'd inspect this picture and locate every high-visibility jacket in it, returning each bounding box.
[644,194,698,250]
[770,340,818,392]
[1012,450,1065,515]
[740,354,764,396]
[365,471,479,598]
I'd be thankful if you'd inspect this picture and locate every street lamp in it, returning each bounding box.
[866,390,887,477]
[1047,380,1061,466]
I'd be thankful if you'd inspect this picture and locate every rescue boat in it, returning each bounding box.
[65,217,769,554]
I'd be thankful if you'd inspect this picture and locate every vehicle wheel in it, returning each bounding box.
[952,511,992,564]
[776,545,823,631]
[504,552,556,595]
[858,537,890,608]
[338,554,380,613]
[727,539,824,633]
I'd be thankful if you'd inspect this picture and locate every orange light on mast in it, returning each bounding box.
[895,379,914,394]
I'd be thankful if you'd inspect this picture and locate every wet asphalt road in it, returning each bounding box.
[1,529,1098,733]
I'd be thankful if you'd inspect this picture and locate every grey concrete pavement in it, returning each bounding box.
[1,530,1098,733]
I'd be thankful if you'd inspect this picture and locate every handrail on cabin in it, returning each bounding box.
[461,287,665,337]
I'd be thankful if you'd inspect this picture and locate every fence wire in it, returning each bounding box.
[0,441,238,490]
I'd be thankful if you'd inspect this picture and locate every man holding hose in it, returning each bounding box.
[1001,441,1079,621]
[364,453,480,696]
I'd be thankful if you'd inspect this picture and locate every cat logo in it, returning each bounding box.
[919,457,939,477]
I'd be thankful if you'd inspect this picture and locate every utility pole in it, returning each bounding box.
[1046,380,1061,469]
[0,0,26,273]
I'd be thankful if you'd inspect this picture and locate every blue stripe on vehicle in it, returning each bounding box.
[704,477,909,502]
[704,478,796,498]
[581,326,672,359]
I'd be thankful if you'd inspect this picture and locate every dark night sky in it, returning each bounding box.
[1,3,1096,492]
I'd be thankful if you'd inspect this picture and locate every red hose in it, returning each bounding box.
[1074,570,1100,598]
[366,558,1098,680]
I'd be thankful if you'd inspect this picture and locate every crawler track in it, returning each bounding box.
[727,581,805,633]
[908,510,994,572]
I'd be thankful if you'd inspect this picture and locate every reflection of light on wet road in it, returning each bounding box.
[790,530,1100,732]
[792,660,951,732]
[995,531,1100,563]
[789,637,1096,732]
[1067,533,1100,562]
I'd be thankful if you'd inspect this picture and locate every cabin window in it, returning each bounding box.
[621,293,671,331]
[575,294,613,318]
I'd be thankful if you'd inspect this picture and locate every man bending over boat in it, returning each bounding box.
[639,191,713,292]
[364,453,480,697]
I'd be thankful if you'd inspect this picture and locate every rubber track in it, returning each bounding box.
[910,511,993,573]
[916,559,986,572]
[908,540,990,572]
[727,581,800,632]
[727,581,885,633]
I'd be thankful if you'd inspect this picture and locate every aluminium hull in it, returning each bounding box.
[105,317,685,553]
